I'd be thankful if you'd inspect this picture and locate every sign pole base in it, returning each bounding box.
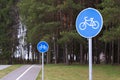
[89,38,92,80]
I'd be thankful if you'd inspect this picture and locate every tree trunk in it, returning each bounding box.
[118,40,120,64]
[105,43,108,64]
[39,53,42,64]
[56,44,59,63]
[47,52,50,64]
[93,38,97,64]
[53,39,57,64]
[80,44,83,64]
[108,43,111,64]
[111,41,114,64]
[65,43,69,65]
[27,43,30,63]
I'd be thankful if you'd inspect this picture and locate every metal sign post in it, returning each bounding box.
[37,41,49,80]
[76,8,103,80]
[89,38,92,80]
[42,52,44,80]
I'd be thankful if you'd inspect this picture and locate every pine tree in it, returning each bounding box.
[0,0,19,64]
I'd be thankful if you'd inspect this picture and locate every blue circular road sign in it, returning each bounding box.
[37,41,49,53]
[76,8,103,38]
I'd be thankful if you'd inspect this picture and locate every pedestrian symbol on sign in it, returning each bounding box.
[39,44,47,50]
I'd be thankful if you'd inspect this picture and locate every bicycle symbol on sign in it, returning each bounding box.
[79,17,99,30]
[39,44,47,50]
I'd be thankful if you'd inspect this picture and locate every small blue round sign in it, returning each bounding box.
[76,8,103,38]
[37,41,49,53]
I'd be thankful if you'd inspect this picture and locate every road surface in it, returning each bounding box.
[0,65,41,80]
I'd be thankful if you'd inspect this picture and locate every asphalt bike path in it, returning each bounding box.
[0,65,11,70]
[0,65,41,80]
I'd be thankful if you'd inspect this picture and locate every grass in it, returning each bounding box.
[37,64,120,80]
[0,65,22,78]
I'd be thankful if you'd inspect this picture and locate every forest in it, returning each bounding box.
[0,0,120,65]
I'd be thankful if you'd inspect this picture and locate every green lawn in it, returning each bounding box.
[37,64,120,80]
[0,65,22,78]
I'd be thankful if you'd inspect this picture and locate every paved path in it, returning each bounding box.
[0,65,41,80]
[0,65,11,70]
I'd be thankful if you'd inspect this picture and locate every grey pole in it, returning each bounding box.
[89,38,92,80]
[42,53,44,80]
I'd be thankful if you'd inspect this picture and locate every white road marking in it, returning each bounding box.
[16,65,34,80]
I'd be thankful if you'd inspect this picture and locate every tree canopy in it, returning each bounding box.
[0,0,120,64]
[0,0,19,64]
